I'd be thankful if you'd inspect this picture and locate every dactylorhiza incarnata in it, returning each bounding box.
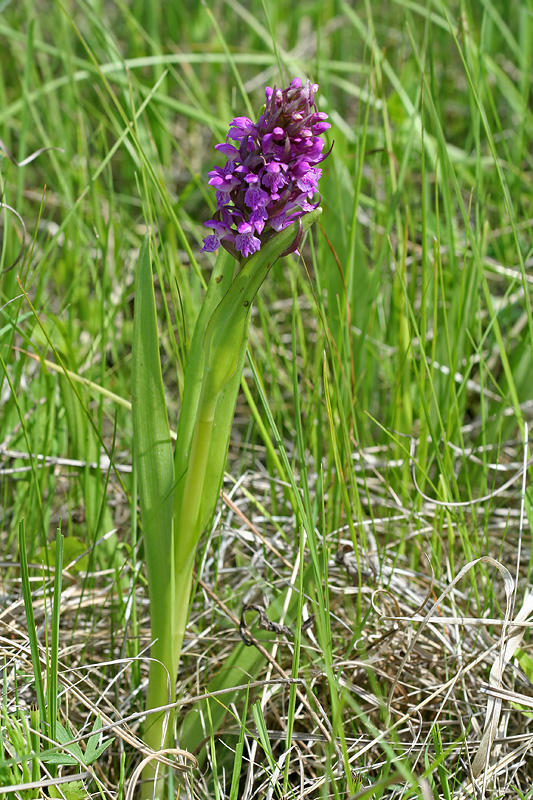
[201,78,331,260]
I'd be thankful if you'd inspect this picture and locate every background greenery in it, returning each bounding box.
[1,0,532,798]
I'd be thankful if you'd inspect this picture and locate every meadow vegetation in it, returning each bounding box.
[1,1,533,798]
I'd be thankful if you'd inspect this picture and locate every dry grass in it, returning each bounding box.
[2,413,533,798]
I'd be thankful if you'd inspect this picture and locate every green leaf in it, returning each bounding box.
[40,753,78,766]
[40,722,83,765]
[132,234,179,759]
[84,717,113,764]
[132,235,175,610]
[202,209,322,398]
[49,780,88,800]
[179,641,264,758]
[173,209,322,561]
[195,324,250,536]
[40,719,113,767]
[172,247,236,527]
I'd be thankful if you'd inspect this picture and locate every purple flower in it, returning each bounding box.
[244,174,270,211]
[235,221,261,258]
[199,219,227,252]
[262,162,288,196]
[293,162,322,194]
[228,116,257,140]
[202,78,331,260]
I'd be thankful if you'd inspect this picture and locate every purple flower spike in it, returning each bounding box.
[202,78,331,260]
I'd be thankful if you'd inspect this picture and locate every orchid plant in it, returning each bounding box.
[131,78,330,797]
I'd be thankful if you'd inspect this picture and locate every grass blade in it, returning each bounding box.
[48,525,63,745]
[18,519,47,727]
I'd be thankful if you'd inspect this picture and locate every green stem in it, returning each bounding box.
[141,556,194,800]
[175,386,217,570]
[141,388,217,799]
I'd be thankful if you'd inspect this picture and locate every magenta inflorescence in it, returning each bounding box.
[201,78,331,260]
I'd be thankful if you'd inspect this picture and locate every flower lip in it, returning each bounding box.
[235,221,262,258]
[202,78,331,260]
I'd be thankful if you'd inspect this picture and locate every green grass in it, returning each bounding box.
[1,0,533,797]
